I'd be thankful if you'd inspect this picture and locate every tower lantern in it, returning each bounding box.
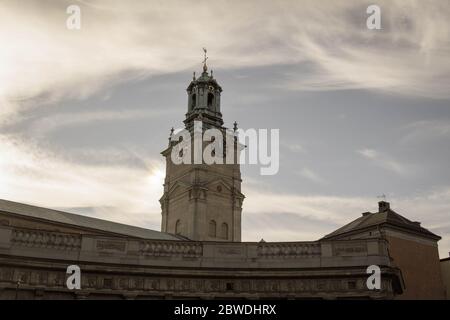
[185,48,223,131]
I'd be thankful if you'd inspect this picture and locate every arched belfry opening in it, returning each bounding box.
[207,92,214,108]
[191,93,196,110]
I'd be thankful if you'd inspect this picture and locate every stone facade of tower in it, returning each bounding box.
[159,64,244,241]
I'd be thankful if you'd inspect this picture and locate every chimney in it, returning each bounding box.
[378,201,390,212]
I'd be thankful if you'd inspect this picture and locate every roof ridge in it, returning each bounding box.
[322,207,440,240]
[0,199,182,241]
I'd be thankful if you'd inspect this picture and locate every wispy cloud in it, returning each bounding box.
[282,142,306,154]
[243,187,372,225]
[357,148,410,176]
[401,120,450,145]
[297,167,328,185]
[358,148,378,160]
[25,109,175,138]
[0,134,165,228]
[1,0,450,122]
[243,185,450,257]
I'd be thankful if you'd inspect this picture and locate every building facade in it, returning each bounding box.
[323,201,445,299]
[441,256,450,299]
[0,199,403,299]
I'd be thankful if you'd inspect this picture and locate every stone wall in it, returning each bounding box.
[0,225,403,299]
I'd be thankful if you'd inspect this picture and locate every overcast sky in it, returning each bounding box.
[1,0,449,257]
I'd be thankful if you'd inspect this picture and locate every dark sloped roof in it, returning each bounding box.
[0,199,183,241]
[322,207,440,241]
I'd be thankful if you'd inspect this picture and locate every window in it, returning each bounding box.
[207,93,214,107]
[191,94,196,109]
[221,222,228,240]
[175,219,182,235]
[209,220,216,237]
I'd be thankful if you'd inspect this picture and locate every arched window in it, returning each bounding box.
[207,93,214,108]
[221,223,228,240]
[209,220,216,237]
[175,219,182,235]
[191,94,196,109]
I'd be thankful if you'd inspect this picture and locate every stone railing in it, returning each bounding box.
[11,229,81,251]
[257,242,321,258]
[139,241,203,258]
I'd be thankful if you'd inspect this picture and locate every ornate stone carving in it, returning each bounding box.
[145,279,160,291]
[87,276,98,288]
[139,241,203,258]
[216,246,243,256]
[11,229,81,250]
[119,278,129,289]
[48,272,65,287]
[0,268,14,281]
[333,243,367,256]
[96,240,126,252]
[0,264,397,299]
[257,242,321,258]
[192,279,204,292]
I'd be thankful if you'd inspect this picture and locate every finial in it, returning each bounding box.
[202,47,208,73]
[193,71,196,80]
[233,121,238,132]
[168,127,174,145]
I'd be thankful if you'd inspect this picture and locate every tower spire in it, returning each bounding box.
[202,47,208,73]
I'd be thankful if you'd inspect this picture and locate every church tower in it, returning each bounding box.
[159,50,244,241]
